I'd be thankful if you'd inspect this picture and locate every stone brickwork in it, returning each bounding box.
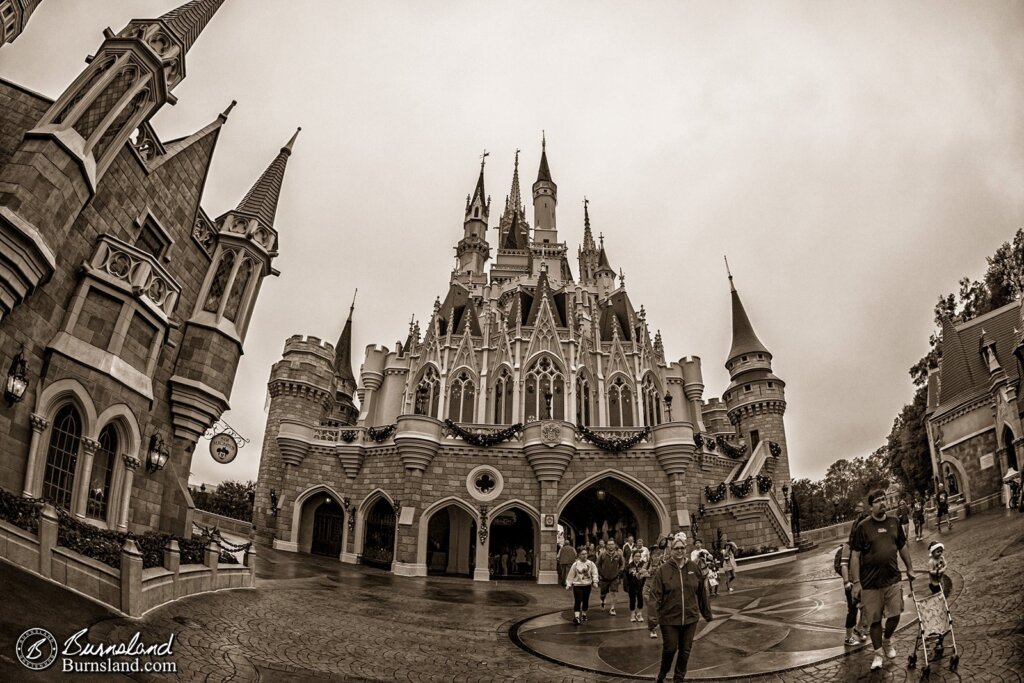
[943,429,1000,504]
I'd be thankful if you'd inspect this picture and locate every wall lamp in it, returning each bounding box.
[146,433,170,473]
[5,348,29,406]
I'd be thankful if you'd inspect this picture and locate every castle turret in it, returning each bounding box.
[577,199,599,284]
[532,135,558,243]
[454,154,490,287]
[0,0,43,46]
[594,234,617,295]
[327,292,358,426]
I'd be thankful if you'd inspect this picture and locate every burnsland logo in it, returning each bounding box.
[16,628,58,671]
[15,627,177,674]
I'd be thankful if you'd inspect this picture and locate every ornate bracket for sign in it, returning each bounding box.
[203,418,250,448]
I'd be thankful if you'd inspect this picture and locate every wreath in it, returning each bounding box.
[339,430,358,444]
[576,425,651,453]
[705,483,727,503]
[444,419,524,447]
[729,476,755,498]
[717,435,747,459]
[693,432,704,449]
[756,473,773,495]
[769,441,782,458]
[367,424,397,443]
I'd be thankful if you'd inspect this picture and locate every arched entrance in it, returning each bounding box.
[310,499,344,557]
[361,498,396,569]
[426,506,476,576]
[943,463,961,497]
[559,475,662,548]
[488,506,537,580]
[1004,426,1018,472]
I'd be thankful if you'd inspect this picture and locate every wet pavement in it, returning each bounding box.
[0,506,1021,681]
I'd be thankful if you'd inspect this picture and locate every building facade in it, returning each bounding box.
[926,301,1024,510]
[254,145,794,583]
[0,0,41,47]
[0,0,297,536]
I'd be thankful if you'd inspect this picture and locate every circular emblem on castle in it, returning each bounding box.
[541,421,561,446]
[466,465,503,502]
[209,432,238,464]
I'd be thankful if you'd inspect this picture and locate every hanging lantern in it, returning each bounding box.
[146,433,170,473]
[4,349,29,406]
[596,489,606,501]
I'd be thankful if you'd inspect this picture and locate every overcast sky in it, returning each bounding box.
[3,1,1023,486]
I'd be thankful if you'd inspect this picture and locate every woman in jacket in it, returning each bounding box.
[648,534,713,682]
[624,544,649,623]
[565,547,600,625]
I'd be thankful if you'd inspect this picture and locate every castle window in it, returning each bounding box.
[414,366,441,418]
[1,2,16,43]
[757,353,764,360]
[93,87,150,160]
[493,368,514,424]
[742,355,748,362]
[749,429,760,451]
[744,384,752,392]
[447,371,475,423]
[767,381,774,389]
[575,374,592,426]
[54,56,116,125]
[524,356,564,422]
[607,376,634,428]
[224,258,254,322]
[42,405,82,511]
[75,63,139,140]
[86,425,117,521]
[134,215,171,260]
[641,375,661,427]
[203,250,236,313]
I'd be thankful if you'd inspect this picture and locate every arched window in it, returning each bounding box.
[523,356,564,422]
[87,425,118,520]
[43,405,82,510]
[414,366,441,418]
[75,64,138,140]
[642,375,661,427]
[94,87,149,159]
[1004,427,1018,472]
[447,371,476,423]
[55,56,116,125]
[203,250,236,313]
[576,374,592,426]
[493,368,514,424]
[607,376,634,428]
[224,258,254,322]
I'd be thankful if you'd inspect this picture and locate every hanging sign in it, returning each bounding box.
[210,432,238,464]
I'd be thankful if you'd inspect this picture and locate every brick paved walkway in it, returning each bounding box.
[2,507,1022,681]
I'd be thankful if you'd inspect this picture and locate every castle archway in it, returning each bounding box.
[361,497,396,569]
[488,502,539,580]
[558,473,665,549]
[310,499,344,557]
[423,501,477,577]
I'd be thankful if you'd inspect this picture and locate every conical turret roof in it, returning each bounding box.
[727,280,770,361]
[334,292,356,384]
[235,128,299,230]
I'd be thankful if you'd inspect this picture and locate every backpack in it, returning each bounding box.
[833,546,844,576]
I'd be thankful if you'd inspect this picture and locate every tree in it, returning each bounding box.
[886,387,933,495]
[198,480,255,521]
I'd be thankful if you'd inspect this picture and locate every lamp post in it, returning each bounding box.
[782,483,791,514]
[4,348,29,406]
[146,433,170,473]
[664,393,673,422]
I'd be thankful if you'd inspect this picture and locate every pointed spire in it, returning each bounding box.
[220,99,237,121]
[235,128,299,230]
[582,197,595,249]
[596,233,613,273]
[158,0,227,54]
[725,255,736,292]
[727,272,770,363]
[537,131,553,182]
[509,149,523,213]
[334,289,357,384]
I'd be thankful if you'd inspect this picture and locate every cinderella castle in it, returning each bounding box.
[254,142,795,582]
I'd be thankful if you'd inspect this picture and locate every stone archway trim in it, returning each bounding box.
[939,454,972,504]
[355,488,398,568]
[555,468,671,537]
[416,496,480,573]
[286,483,347,550]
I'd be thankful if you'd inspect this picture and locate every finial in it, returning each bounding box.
[724,255,735,292]
[619,268,626,286]
[599,232,604,247]
[480,149,489,169]
[220,99,237,120]
[283,127,301,153]
[347,288,357,319]
[515,149,520,168]
[542,130,546,150]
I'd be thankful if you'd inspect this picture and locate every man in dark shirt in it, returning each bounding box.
[935,484,951,532]
[851,489,915,671]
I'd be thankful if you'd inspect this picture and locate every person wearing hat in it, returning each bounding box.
[927,541,947,596]
[648,532,713,682]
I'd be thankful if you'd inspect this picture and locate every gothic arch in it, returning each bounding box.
[556,468,671,536]
[91,404,142,526]
[416,496,480,567]
[488,498,541,526]
[27,378,99,497]
[354,488,395,556]
[290,483,347,548]
[939,453,972,503]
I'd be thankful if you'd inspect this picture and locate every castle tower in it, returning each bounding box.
[453,154,490,287]
[722,269,791,495]
[0,0,225,321]
[532,134,558,243]
[0,0,43,46]
[326,293,359,426]
[594,234,617,295]
[491,151,530,283]
[577,199,599,284]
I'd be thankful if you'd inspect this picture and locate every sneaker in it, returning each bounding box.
[728,587,734,593]
[600,599,605,609]
[844,636,859,646]
[870,654,883,670]
[582,613,588,622]
[573,615,581,625]
[883,641,896,659]
[609,607,617,616]
[649,630,658,639]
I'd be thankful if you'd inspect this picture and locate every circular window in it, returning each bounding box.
[466,465,504,502]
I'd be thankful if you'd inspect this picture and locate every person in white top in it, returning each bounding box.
[565,548,600,625]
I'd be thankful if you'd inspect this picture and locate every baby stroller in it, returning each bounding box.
[906,577,959,678]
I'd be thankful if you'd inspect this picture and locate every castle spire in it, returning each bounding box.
[726,270,770,364]
[235,127,300,230]
[532,133,558,239]
[537,132,553,183]
[157,0,228,55]
[508,149,523,213]
[583,197,596,250]
[334,289,357,384]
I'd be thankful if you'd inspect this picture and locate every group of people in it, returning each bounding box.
[561,533,738,681]
[835,488,952,672]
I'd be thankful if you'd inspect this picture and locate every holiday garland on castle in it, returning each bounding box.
[444,419,524,447]
[769,441,782,458]
[729,476,755,498]
[367,424,397,443]
[693,432,704,449]
[756,473,773,494]
[705,483,727,503]
[339,430,358,443]
[577,425,651,453]
[716,435,747,459]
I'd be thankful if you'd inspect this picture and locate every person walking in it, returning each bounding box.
[557,541,577,586]
[837,540,868,645]
[648,533,713,682]
[897,499,910,540]
[624,546,648,622]
[597,540,625,615]
[850,489,915,671]
[720,538,738,593]
[935,484,952,532]
[912,495,925,542]
[644,537,668,639]
[565,548,600,625]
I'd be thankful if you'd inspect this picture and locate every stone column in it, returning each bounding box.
[120,539,143,617]
[393,414,442,577]
[474,505,490,582]
[523,420,575,585]
[118,455,141,531]
[37,503,58,578]
[22,413,49,497]
[75,437,100,519]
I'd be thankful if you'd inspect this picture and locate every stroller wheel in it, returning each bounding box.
[907,654,917,669]
[950,655,959,671]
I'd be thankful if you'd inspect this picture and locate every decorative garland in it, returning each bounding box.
[729,476,755,498]
[717,435,747,459]
[367,424,397,443]
[706,436,716,452]
[693,432,704,449]
[339,430,358,443]
[576,425,651,453]
[705,483,727,503]
[444,419,524,447]
[769,441,782,458]
[756,473,773,495]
